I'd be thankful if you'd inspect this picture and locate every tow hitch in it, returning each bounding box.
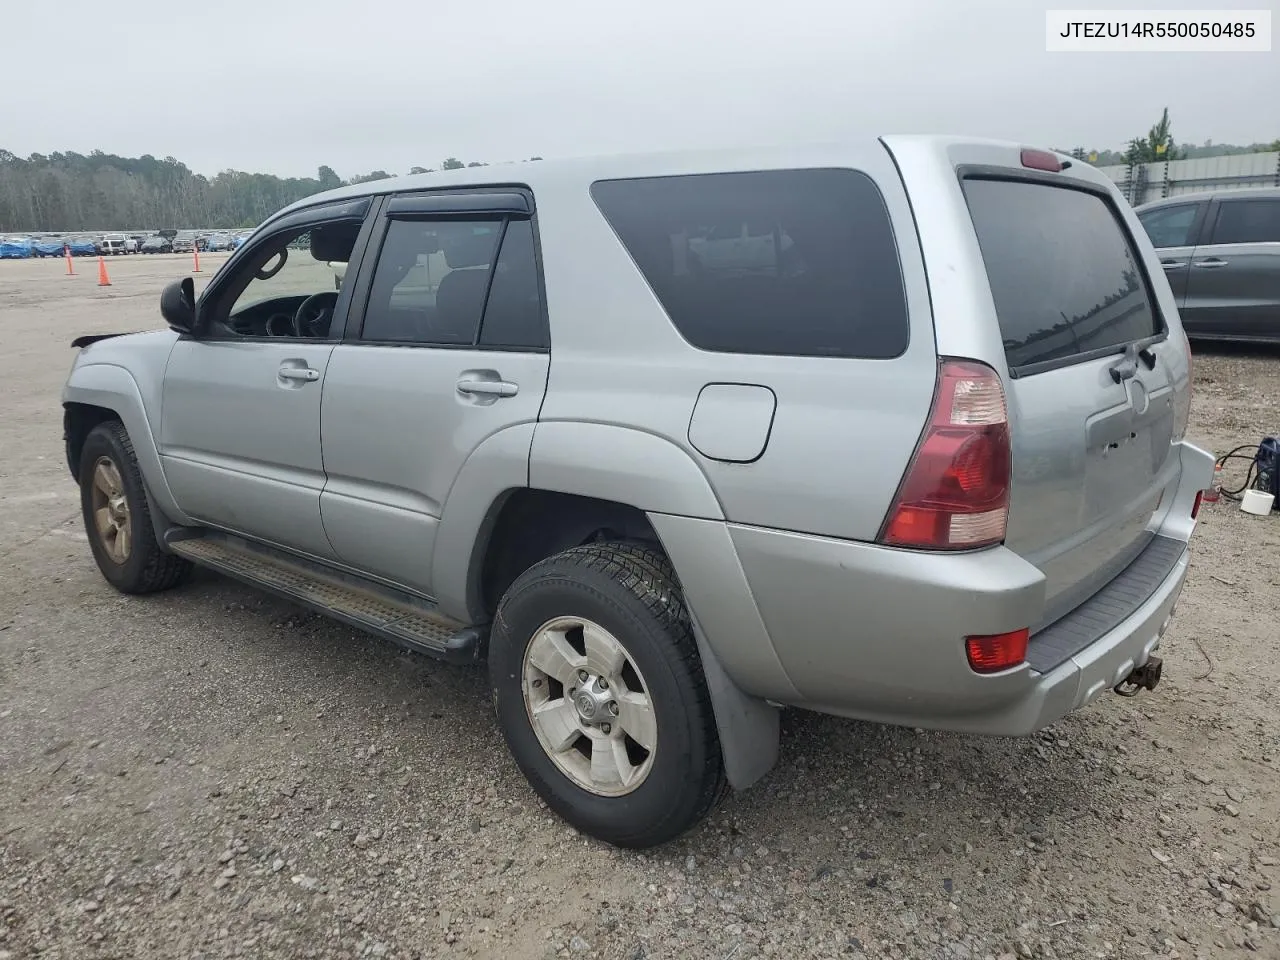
[1114,656,1163,698]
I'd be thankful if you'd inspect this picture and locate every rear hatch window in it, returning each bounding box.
[961,178,1161,374]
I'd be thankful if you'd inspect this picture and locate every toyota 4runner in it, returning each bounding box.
[62,136,1214,848]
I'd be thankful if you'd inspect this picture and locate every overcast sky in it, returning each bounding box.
[2,0,1276,178]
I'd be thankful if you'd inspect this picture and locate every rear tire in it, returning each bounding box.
[488,541,727,848]
[79,421,192,594]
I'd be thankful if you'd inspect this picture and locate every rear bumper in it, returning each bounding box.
[1023,549,1186,731]
[803,544,1189,736]
[648,441,1210,736]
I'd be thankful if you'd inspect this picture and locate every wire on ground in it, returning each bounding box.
[1214,444,1262,501]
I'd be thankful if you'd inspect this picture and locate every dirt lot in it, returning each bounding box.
[2,254,1279,960]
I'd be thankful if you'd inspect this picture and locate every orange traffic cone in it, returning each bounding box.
[64,244,76,276]
[97,256,111,287]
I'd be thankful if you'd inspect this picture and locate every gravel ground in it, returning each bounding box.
[2,255,1279,960]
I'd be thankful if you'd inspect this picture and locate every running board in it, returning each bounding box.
[165,532,484,664]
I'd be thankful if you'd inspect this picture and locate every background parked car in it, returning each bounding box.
[0,236,34,258]
[1136,186,1280,344]
[101,234,129,256]
[172,236,194,253]
[140,235,172,254]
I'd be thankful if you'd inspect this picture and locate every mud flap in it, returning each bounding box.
[690,614,780,790]
[142,480,178,553]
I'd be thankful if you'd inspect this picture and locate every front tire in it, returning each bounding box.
[79,421,192,594]
[489,541,726,848]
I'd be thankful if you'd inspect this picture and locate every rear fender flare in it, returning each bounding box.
[529,421,724,520]
[435,421,726,621]
[432,423,538,621]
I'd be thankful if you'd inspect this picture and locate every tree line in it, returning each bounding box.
[1056,107,1279,166]
[0,152,543,233]
[3,112,1277,233]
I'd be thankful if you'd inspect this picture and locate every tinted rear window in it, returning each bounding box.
[962,178,1159,371]
[1210,198,1280,244]
[591,169,908,359]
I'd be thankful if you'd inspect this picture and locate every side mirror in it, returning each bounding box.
[160,277,197,335]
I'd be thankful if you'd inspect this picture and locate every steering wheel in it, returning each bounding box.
[293,291,338,338]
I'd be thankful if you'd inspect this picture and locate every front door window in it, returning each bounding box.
[206,219,362,339]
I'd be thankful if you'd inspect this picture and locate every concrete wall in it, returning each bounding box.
[1098,151,1280,206]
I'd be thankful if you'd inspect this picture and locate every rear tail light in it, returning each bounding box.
[1191,490,1203,520]
[966,628,1029,673]
[879,359,1012,550]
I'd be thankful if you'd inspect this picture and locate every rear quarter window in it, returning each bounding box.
[590,168,909,359]
[1210,198,1280,244]
[962,178,1160,372]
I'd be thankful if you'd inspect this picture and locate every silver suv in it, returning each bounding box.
[62,137,1213,848]
[100,234,129,256]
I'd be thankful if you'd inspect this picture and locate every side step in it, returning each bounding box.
[166,532,485,664]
